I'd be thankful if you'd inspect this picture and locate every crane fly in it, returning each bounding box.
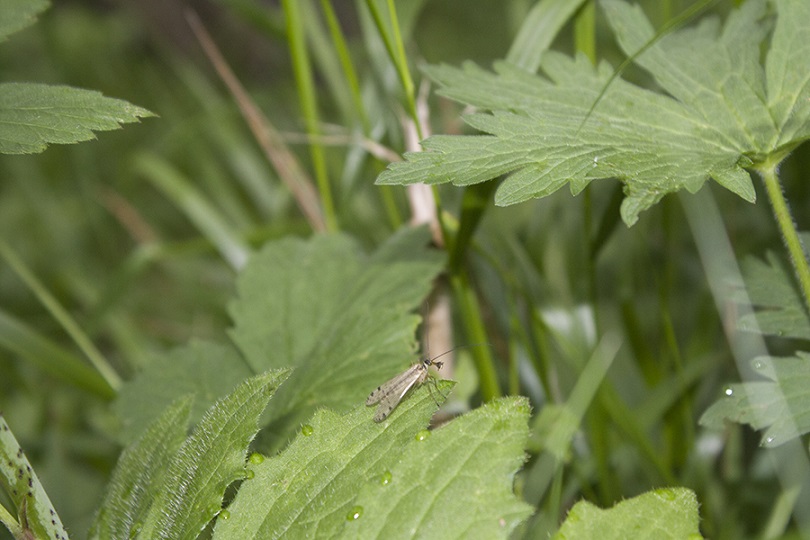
[366,348,459,423]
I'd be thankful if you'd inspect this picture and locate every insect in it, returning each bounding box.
[366,348,458,423]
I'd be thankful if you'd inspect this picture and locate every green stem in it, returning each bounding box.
[364,0,422,138]
[450,271,501,402]
[0,240,121,391]
[573,0,596,64]
[283,0,338,231]
[759,162,810,315]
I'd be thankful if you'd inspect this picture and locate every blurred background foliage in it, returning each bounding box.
[0,0,806,538]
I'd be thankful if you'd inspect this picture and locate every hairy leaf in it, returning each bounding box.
[213,384,532,539]
[136,369,288,540]
[89,398,192,540]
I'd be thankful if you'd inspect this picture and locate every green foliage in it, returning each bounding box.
[0,83,153,154]
[214,384,532,539]
[700,353,810,447]
[378,0,810,226]
[553,488,701,540]
[4,0,810,538]
[735,252,810,339]
[92,370,289,540]
[0,415,70,540]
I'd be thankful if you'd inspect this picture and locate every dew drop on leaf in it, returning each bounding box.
[244,468,255,480]
[415,429,431,441]
[301,424,314,436]
[379,470,393,486]
[657,488,676,501]
[249,452,264,464]
[346,506,363,521]
[724,386,734,396]
[218,509,231,521]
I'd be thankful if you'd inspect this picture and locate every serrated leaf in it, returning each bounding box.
[136,369,289,540]
[350,397,533,539]
[228,227,445,430]
[377,0,810,226]
[113,340,253,444]
[213,384,532,539]
[734,252,810,339]
[0,414,70,540]
[0,0,49,42]
[700,353,810,447]
[89,397,193,540]
[0,83,153,154]
[553,488,701,540]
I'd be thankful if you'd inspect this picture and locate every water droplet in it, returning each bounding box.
[724,386,733,396]
[752,359,764,370]
[218,509,231,521]
[244,468,255,480]
[301,424,314,436]
[592,156,600,168]
[249,453,264,464]
[763,435,776,446]
[379,471,393,486]
[346,506,363,521]
[415,430,431,441]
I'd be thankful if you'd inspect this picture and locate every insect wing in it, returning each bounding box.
[373,372,422,422]
[366,364,421,405]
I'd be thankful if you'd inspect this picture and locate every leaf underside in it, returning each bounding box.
[377,0,810,226]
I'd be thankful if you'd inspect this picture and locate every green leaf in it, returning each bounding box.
[0,83,154,154]
[0,414,71,540]
[213,384,532,539]
[377,0,810,226]
[136,369,289,540]
[0,0,49,42]
[734,252,810,339]
[89,397,193,540]
[553,488,702,540]
[228,226,445,431]
[113,340,253,444]
[700,352,810,447]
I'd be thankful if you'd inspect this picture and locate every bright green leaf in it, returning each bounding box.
[0,0,49,42]
[0,414,70,540]
[89,397,193,540]
[228,227,445,431]
[553,488,702,540]
[700,353,810,447]
[213,384,532,539]
[377,0,810,226]
[136,369,289,540]
[734,252,810,339]
[0,83,154,154]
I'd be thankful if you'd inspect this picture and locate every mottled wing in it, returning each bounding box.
[366,364,421,405]
[372,371,423,422]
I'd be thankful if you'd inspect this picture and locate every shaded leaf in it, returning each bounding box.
[553,487,701,539]
[228,227,445,430]
[113,340,252,444]
[0,0,49,42]
[0,83,154,154]
[735,252,810,339]
[700,353,810,447]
